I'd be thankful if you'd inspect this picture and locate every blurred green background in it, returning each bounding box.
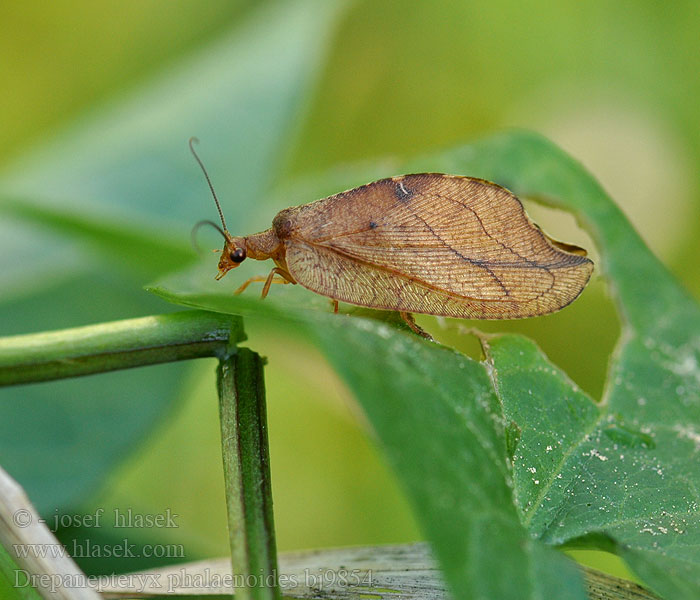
[1,0,699,581]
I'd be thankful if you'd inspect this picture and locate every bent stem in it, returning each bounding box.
[218,349,280,600]
[0,310,244,386]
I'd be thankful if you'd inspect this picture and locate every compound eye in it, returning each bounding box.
[230,248,246,263]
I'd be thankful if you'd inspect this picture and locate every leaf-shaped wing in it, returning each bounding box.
[281,174,593,318]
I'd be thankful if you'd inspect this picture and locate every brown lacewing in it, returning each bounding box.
[190,139,593,336]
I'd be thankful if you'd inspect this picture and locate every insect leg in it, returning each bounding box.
[330,300,339,314]
[260,267,293,299]
[234,268,291,297]
[234,275,268,295]
[399,311,433,340]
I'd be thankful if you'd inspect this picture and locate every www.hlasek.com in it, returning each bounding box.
[12,540,184,560]
[14,568,374,595]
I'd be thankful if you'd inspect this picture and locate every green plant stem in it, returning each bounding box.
[218,349,280,600]
[0,310,244,386]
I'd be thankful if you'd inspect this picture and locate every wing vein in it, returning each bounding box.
[409,209,511,297]
[299,237,527,306]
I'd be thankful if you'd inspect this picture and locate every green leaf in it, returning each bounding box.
[151,131,699,599]
[438,131,700,600]
[0,545,42,600]
[0,0,345,515]
[306,318,589,600]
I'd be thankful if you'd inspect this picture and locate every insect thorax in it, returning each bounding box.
[272,208,298,240]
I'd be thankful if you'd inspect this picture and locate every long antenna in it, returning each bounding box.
[191,219,228,255]
[189,137,228,232]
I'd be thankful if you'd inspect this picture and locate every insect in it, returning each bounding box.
[190,139,593,336]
